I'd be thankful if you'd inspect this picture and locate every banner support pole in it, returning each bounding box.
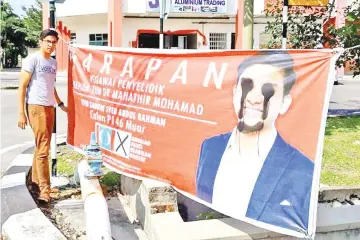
[49,0,57,177]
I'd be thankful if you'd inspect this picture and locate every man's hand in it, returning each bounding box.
[18,69,31,129]
[18,113,28,129]
[60,105,68,113]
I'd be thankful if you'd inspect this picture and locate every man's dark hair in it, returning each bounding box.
[40,29,59,41]
[237,51,296,96]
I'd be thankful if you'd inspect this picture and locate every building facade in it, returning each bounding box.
[44,0,274,50]
[42,0,352,72]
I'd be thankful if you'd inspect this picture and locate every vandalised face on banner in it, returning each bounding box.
[233,52,296,133]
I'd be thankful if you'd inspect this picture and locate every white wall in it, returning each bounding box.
[56,0,108,17]
[59,14,108,45]
[57,14,270,50]
[254,0,265,15]
[253,23,267,49]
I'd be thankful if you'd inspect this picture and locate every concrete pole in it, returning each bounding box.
[242,0,254,49]
[235,0,244,49]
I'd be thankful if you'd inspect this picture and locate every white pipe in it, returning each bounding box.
[77,160,112,240]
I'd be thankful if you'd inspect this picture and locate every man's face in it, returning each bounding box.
[233,64,292,133]
[39,35,58,54]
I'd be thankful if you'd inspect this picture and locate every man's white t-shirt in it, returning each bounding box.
[22,51,57,106]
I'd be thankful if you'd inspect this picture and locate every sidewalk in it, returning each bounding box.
[0,69,67,77]
[1,71,68,89]
[1,139,148,240]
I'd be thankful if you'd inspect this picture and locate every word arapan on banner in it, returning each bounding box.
[80,53,228,90]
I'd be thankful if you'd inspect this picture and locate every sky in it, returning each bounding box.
[5,0,36,16]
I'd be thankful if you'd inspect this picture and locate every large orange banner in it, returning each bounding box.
[67,45,338,238]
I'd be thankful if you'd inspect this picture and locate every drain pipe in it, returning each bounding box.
[77,160,112,240]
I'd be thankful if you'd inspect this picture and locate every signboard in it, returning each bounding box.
[289,0,328,6]
[146,0,228,14]
[67,45,339,239]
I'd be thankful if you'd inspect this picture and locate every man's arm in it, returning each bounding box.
[54,88,68,113]
[18,70,32,129]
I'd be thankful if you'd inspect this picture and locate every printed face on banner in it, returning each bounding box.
[233,64,291,133]
[67,47,335,239]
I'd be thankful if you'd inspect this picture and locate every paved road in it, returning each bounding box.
[1,72,68,176]
[329,78,360,111]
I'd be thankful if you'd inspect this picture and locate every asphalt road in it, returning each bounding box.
[1,73,68,176]
[329,78,360,110]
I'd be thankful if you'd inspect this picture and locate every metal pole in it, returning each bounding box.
[159,0,164,49]
[282,0,289,49]
[49,0,57,177]
[160,19,164,49]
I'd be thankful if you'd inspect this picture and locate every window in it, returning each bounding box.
[89,33,108,46]
[209,33,227,50]
[70,33,76,43]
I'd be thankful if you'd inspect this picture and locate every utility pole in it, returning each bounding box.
[49,0,58,178]
[159,0,164,49]
[282,0,289,49]
[243,0,254,49]
[159,0,169,49]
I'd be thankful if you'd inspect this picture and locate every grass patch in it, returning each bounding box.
[321,116,360,186]
[100,170,121,187]
[55,145,121,189]
[56,144,84,177]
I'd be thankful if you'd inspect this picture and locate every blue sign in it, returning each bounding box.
[147,0,160,11]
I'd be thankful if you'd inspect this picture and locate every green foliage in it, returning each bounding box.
[263,0,332,49]
[1,2,28,68]
[197,211,223,220]
[14,0,42,47]
[263,0,360,77]
[326,1,360,76]
[100,171,121,187]
[1,0,42,68]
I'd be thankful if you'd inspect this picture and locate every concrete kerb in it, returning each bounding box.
[327,110,360,118]
[1,135,68,240]
[119,175,360,240]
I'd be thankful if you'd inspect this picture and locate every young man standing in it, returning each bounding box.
[18,29,68,203]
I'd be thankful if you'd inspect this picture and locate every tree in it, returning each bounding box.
[263,0,360,77]
[14,0,42,47]
[263,0,333,49]
[327,1,360,76]
[0,2,28,68]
